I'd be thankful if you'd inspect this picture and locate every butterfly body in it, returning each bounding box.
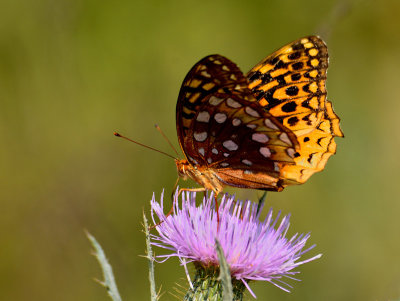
[176,158,285,197]
[175,159,224,194]
[175,36,343,196]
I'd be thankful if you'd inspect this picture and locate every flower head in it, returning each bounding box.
[150,190,321,297]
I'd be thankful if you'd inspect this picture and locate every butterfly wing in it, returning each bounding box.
[176,55,299,191]
[279,100,343,184]
[247,36,329,135]
[176,54,253,150]
[246,36,344,185]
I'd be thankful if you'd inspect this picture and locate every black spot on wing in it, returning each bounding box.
[274,60,288,70]
[287,116,299,126]
[292,62,303,70]
[281,101,297,113]
[286,86,299,96]
[270,56,279,65]
[182,111,196,119]
[302,84,310,93]
[249,71,262,81]
[292,43,304,51]
[288,51,301,60]
[291,73,301,81]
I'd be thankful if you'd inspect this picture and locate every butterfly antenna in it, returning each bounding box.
[114,132,177,160]
[154,124,180,157]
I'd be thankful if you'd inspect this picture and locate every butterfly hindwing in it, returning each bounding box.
[191,94,298,168]
[176,55,299,189]
[176,54,253,144]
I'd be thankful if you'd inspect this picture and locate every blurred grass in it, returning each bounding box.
[1,0,400,300]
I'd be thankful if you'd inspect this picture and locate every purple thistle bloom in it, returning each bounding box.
[150,190,321,298]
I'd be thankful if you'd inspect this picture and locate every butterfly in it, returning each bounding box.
[174,36,343,198]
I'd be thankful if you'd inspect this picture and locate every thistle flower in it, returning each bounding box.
[150,190,321,299]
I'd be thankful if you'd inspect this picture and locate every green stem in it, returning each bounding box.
[184,265,245,301]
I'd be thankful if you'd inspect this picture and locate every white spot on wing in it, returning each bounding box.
[259,147,271,158]
[223,152,230,157]
[226,98,242,108]
[196,111,210,123]
[274,162,280,172]
[242,159,252,166]
[212,148,218,155]
[201,70,211,78]
[198,147,205,156]
[209,96,223,106]
[220,162,229,167]
[245,106,260,117]
[188,156,198,165]
[252,133,269,143]
[264,119,279,130]
[232,118,241,126]
[244,170,252,175]
[223,140,238,151]
[247,124,257,129]
[214,113,227,123]
[207,158,212,164]
[287,148,295,158]
[194,132,208,142]
[279,133,292,145]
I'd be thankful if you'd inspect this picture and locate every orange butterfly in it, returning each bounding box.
[174,36,343,198]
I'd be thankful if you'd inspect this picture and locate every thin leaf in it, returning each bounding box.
[143,212,158,301]
[86,231,122,301]
[216,239,233,301]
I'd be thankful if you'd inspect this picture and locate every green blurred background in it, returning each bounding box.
[1,0,400,300]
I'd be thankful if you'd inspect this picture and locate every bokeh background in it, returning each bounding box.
[1,0,400,300]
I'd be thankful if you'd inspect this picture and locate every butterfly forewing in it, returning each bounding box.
[279,100,343,184]
[247,36,329,137]
[246,36,343,185]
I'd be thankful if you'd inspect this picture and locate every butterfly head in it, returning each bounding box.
[175,159,192,180]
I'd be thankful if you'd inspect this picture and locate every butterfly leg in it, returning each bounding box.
[160,177,181,222]
[164,187,206,223]
[150,177,182,229]
[214,193,220,227]
[170,176,180,204]
[256,191,268,216]
[178,187,207,197]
